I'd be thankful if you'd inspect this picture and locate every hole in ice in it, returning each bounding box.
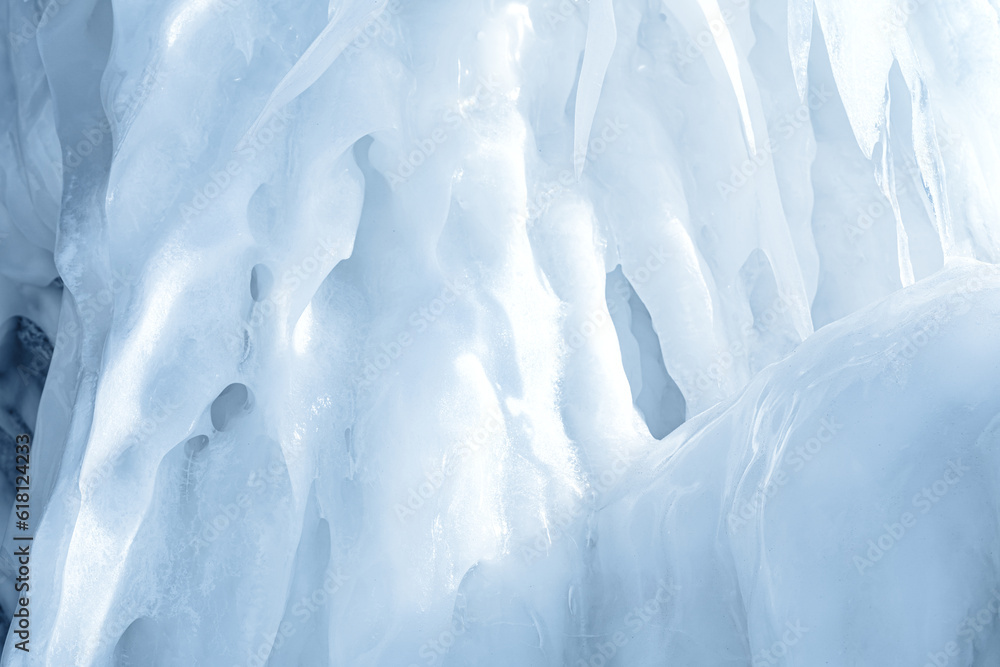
[605,267,686,438]
[250,263,272,302]
[112,617,162,666]
[240,328,251,363]
[0,316,53,390]
[184,435,209,456]
[0,317,52,482]
[210,383,254,432]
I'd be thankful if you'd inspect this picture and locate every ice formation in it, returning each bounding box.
[2,0,1000,664]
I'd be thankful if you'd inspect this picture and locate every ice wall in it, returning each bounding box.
[0,0,999,664]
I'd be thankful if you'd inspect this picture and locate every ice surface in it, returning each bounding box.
[1,0,1000,665]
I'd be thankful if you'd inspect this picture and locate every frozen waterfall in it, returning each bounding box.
[2,0,1000,664]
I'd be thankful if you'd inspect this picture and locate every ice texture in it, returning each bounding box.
[1,0,1000,664]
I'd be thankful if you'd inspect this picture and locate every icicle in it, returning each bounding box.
[244,0,390,139]
[876,82,915,286]
[787,0,814,102]
[893,37,957,258]
[695,0,757,155]
[573,0,617,178]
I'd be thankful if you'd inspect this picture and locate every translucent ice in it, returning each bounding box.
[1,0,1000,665]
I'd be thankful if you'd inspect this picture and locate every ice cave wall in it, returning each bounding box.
[1,0,1000,664]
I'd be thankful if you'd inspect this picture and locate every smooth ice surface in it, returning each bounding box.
[2,0,1000,665]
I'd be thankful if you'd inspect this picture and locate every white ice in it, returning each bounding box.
[1,0,1000,665]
